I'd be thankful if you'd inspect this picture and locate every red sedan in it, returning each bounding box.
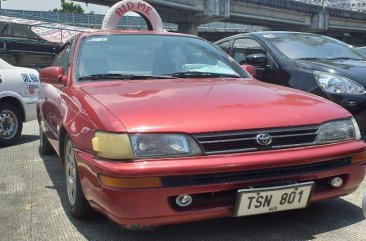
[37,30,366,229]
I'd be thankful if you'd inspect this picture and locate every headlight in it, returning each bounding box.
[314,71,365,95]
[92,132,202,159]
[130,134,202,158]
[316,118,361,144]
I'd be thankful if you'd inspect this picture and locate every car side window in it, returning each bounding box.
[59,45,71,74]
[51,46,66,67]
[217,40,231,54]
[232,38,265,64]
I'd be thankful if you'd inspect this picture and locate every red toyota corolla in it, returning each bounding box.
[37,30,366,229]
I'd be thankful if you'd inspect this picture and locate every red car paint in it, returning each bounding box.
[37,30,366,229]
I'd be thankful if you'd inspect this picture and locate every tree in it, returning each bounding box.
[53,0,84,14]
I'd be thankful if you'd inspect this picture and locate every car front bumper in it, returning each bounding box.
[337,94,366,138]
[75,140,366,229]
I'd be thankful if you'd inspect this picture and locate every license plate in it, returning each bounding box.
[234,182,314,217]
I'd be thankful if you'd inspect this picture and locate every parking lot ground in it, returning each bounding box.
[1,120,366,241]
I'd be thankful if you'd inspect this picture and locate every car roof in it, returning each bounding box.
[215,31,327,43]
[76,30,195,39]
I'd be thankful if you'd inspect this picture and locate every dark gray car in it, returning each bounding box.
[215,31,366,139]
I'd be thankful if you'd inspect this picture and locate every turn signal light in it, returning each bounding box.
[99,175,162,189]
[92,132,133,160]
[351,151,366,164]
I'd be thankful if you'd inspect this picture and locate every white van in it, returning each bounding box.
[0,58,39,145]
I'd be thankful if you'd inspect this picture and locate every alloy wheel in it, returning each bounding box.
[65,140,77,206]
[0,110,19,139]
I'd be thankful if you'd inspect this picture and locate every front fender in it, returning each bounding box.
[58,86,127,155]
[0,91,25,104]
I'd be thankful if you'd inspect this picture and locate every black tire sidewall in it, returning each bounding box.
[0,103,23,146]
[63,135,92,218]
[39,126,54,155]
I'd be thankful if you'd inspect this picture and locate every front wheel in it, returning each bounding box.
[0,103,23,146]
[39,127,54,155]
[64,135,92,218]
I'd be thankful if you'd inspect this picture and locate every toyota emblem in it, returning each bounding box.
[256,133,272,146]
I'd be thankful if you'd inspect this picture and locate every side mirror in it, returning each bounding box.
[246,53,267,66]
[40,67,67,85]
[241,64,256,77]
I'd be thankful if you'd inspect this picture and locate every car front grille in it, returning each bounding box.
[193,125,319,155]
[161,157,351,187]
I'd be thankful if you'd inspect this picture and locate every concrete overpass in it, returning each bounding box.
[76,0,366,35]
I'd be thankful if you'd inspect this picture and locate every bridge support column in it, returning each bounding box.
[178,22,199,35]
[311,10,329,32]
[204,0,230,20]
[173,0,230,35]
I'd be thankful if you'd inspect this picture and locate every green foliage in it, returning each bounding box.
[53,0,84,14]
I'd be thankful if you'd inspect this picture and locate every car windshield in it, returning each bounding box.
[357,47,366,55]
[76,34,247,80]
[260,32,366,61]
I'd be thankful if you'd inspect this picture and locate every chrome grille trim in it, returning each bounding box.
[270,132,318,139]
[199,137,257,144]
[195,125,319,138]
[193,125,319,155]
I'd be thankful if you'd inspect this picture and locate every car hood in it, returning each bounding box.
[80,78,350,133]
[295,59,366,86]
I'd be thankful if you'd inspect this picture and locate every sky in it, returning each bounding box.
[1,0,109,14]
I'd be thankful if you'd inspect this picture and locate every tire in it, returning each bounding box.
[63,135,93,218]
[363,193,366,218]
[0,103,23,146]
[39,127,55,155]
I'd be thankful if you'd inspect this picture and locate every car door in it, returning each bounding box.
[0,60,29,97]
[53,42,72,138]
[39,45,68,143]
[230,37,282,84]
[49,43,72,142]
[216,39,233,55]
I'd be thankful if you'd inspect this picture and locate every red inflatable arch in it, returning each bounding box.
[102,0,164,32]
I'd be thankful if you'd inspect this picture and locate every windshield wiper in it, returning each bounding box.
[324,57,365,61]
[78,73,177,81]
[165,71,240,78]
[295,57,325,61]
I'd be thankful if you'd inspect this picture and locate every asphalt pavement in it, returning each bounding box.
[1,120,365,241]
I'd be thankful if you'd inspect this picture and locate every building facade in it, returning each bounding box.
[299,0,324,5]
[297,0,366,11]
[328,0,366,11]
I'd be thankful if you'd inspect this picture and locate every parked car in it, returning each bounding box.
[0,58,39,145]
[215,32,366,139]
[357,47,366,55]
[37,4,366,228]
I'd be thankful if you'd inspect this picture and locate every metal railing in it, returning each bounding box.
[0,9,266,32]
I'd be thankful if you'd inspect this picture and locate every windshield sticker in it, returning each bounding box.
[262,34,276,39]
[87,37,108,42]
